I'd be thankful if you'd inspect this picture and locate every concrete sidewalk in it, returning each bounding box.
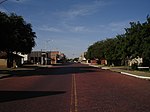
[0,67,35,79]
[89,64,150,80]
[0,64,53,79]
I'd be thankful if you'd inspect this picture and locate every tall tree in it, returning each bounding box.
[0,12,9,51]
[0,12,36,67]
[86,16,150,66]
[86,40,105,60]
[140,16,150,66]
[124,16,150,66]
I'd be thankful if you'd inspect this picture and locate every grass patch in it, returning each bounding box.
[109,66,150,77]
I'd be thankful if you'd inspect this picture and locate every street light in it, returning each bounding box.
[45,39,53,51]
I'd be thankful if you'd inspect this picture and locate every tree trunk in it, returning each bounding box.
[7,51,13,68]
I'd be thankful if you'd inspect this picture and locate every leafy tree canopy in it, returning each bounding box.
[0,11,36,67]
[86,15,150,66]
[0,12,36,54]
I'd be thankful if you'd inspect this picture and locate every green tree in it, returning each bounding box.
[0,12,9,51]
[86,15,150,67]
[140,16,150,66]
[124,21,142,58]
[124,16,150,66]
[0,12,36,67]
[86,40,105,61]
[103,38,118,65]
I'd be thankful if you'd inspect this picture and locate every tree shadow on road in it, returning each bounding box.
[0,64,100,78]
[0,91,66,103]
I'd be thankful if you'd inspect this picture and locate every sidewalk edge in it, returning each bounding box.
[121,72,150,80]
[89,64,150,80]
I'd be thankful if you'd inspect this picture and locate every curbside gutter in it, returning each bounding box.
[0,74,12,79]
[0,64,53,79]
[121,72,150,80]
[89,64,150,80]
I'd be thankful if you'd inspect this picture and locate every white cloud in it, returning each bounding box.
[97,21,130,37]
[70,25,102,33]
[107,21,130,33]
[57,1,109,19]
[70,26,88,32]
[61,22,100,33]
[66,5,96,18]
[73,26,85,32]
[38,25,63,32]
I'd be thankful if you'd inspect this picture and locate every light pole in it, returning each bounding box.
[45,39,53,65]
[45,39,53,51]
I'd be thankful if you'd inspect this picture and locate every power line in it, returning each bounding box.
[0,0,19,5]
[0,0,20,13]
[0,0,8,5]
[0,4,10,13]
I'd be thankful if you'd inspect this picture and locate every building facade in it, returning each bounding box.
[0,51,24,68]
[28,51,50,65]
[28,51,65,65]
[49,51,60,64]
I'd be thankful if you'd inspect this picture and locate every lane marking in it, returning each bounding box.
[74,74,78,112]
[70,74,78,112]
[70,74,74,112]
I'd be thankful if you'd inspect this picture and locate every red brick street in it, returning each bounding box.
[0,63,150,112]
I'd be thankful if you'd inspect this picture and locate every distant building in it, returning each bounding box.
[128,56,143,66]
[0,52,7,68]
[0,51,24,68]
[28,51,51,65]
[50,51,60,64]
[90,59,98,65]
[17,53,28,64]
[58,53,66,63]
[100,58,107,65]
[27,51,65,65]
[79,52,87,63]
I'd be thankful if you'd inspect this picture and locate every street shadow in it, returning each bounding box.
[0,63,99,78]
[0,91,66,103]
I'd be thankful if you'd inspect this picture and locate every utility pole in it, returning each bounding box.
[0,0,19,4]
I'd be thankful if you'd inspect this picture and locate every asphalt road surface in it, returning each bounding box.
[0,63,150,112]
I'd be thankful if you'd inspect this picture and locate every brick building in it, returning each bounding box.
[0,51,24,68]
[28,51,51,65]
[49,51,59,64]
[28,51,64,65]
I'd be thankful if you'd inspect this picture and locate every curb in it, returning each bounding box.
[0,65,53,79]
[89,64,150,80]
[89,65,101,68]
[121,72,150,80]
[0,74,12,79]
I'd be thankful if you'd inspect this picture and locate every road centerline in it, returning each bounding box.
[70,74,78,112]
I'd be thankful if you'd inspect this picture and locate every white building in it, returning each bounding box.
[128,56,143,66]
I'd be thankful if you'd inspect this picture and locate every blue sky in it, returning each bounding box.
[0,0,150,58]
